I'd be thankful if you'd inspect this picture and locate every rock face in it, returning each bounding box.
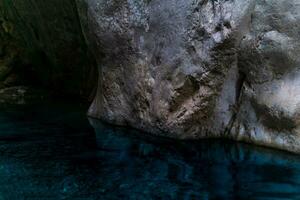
[0,0,96,97]
[233,0,300,152]
[2,0,299,153]
[84,0,300,153]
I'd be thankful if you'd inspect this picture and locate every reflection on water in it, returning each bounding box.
[0,102,300,199]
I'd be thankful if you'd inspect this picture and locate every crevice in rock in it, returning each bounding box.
[235,71,246,103]
[224,69,246,136]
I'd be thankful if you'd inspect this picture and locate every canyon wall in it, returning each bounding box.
[0,0,96,97]
[85,0,300,153]
[2,0,300,153]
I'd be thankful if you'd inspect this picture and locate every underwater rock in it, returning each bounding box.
[84,0,300,153]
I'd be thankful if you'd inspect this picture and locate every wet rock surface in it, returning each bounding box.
[84,0,300,153]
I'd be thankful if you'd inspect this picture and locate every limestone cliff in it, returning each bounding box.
[2,0,300,153]
[84,0,300,153]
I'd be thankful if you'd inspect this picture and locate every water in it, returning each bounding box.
[0,101,300,200]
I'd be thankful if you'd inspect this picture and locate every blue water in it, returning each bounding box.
[0,101,300,199]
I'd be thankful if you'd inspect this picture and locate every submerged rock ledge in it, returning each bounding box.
[85,0,300,153]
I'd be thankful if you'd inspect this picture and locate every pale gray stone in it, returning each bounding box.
[82,0,300,153]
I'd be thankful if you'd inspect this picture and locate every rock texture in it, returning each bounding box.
[84,0,300,153]
[0,0,96,97]
[232,0,300,153]
[2,0,299,153]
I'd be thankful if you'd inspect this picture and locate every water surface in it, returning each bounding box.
[0,101,300,199]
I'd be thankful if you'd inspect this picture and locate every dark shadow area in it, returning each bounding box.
[0,101,300,199]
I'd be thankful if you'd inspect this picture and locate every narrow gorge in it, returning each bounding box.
[1,0,300,153]
[2,0,300,199]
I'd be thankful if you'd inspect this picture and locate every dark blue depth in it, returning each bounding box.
[0,102,300,200]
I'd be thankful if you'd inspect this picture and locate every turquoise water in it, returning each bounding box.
[0,102,300,199]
